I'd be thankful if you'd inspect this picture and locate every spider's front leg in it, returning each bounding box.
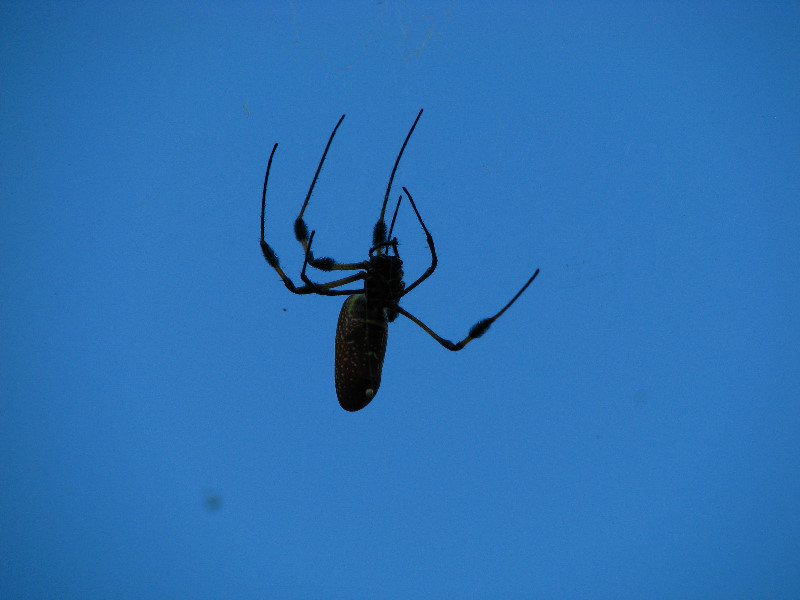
[299,231,368,295]
[292,216,365,273]
[260,143,316,295]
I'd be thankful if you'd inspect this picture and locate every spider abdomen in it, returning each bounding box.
[334,294,388,412]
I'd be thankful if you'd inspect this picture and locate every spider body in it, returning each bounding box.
[333,243,405,411]
[260,109,539,411]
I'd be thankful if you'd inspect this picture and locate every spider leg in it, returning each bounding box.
[260,143,317,294]
[292,114,344,270]
[394,269,540,351]
[300,231,367,296]
[260,126,372,294]
[399,187,437,296]
[289,114,384,273]
[373,108,424,248]
[386,194,402,243]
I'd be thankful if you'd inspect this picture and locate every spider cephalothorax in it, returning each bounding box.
[364,246,404,321]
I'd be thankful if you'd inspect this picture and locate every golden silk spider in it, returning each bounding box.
[259,109,539,411]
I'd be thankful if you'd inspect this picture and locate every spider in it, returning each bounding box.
[260,109,539,411]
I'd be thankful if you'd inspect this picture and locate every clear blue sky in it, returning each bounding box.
[2,2,799,598]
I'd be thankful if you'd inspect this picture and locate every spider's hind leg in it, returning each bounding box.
[395,269,540,351]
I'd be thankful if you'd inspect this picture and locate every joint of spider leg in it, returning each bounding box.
[282,279,301,293]
[400,187,435,248]
[298,228,334,271]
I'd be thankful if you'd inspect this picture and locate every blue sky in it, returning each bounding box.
[2,1,799,598]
